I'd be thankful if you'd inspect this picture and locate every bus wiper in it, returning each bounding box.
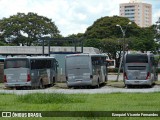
[76,68,80,69]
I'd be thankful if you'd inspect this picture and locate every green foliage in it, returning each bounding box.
[0,41,7,46]
[1,93,160,120]
[67,33,84,39]
[129,27,156,52]
[84,38,102,49]
[17,93,85,104]
[1,93,160,111]
[84,16,140,39]
[0,12,60,46]
[83,16,156,67]
[84,16,155,52]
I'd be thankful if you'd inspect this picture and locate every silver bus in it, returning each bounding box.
[65,54,108,88]
[124,53,158,88]
[4,56,58,89]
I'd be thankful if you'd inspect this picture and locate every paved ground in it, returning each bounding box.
[0,85,160,95]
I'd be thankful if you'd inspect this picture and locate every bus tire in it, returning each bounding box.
[148,84,153,88]
[16,87,22,90]
[105,76,108,82]
[51,77,55,86]
[67,86,72,89]
[96,79,100,88]
[39,80,44,89]
[126,85,132,88]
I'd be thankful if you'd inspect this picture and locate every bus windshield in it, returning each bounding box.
[126,54,148,63]
[66,56,90,69]
[4,59,29,69]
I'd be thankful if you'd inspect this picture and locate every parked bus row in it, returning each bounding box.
[2,52,159,89]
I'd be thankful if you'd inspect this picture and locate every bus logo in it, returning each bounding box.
[2,112,11,117]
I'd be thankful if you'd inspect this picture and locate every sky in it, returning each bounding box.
[0,0,159,36]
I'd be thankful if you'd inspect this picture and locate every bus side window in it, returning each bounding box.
[92,57,96,65]
[92,57,99,65]
[150,57,155,66]
[46,60,52,68]
[31,60,35,69]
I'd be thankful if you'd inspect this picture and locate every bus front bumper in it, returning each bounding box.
[125,79,152,86]
[67,80,92,87]
[4,82,31,87]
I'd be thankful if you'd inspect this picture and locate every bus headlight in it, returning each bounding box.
[83,73,90,79]
[68,74,75,79]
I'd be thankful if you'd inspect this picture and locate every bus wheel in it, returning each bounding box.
[148,84,153,88]
[67,86,72,89]
[126,85,132,88]
[105,76,108,82]
[96,79,100,88]
[16,87,21,90]
[27,86,32,90]
[51,77,55,87]
[39,80,44,89]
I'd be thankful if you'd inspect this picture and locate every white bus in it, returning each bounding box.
[4,56,58,89]
[65,54,108,88]
[124,53,158,88]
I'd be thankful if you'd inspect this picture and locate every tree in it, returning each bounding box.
[0,12,60,46]
[101,38,123,67]
[84,16,156,67]
[67,33,84,39]
[129,27,156,52]
[84,16,140,39]
[84,38,102,49]
[83,16,140,66]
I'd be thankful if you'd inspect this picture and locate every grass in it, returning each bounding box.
[0,93,160,120]
[17,93,85,104]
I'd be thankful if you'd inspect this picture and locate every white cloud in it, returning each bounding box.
[153,10,160,23]
[0,0,159,36]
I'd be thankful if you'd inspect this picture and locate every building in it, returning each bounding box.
[0,46,100,56]
[119,0,152,27]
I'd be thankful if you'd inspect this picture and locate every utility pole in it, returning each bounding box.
[116,22,132,82]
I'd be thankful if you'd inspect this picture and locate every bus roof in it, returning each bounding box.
[0,57,5,60]
[126,53,154,55]
[66,53,107,58]
[5,56,56,60]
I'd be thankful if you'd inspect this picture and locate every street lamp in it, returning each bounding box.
[155,17,160,61]
[116,22,132,82]
[155,17,160,39]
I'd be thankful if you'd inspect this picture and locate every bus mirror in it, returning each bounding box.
[56,61,59,67]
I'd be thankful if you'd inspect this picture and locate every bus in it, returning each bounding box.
[0,57,5,63]
[4,56,58,89]
[65,54,108,88]
[124,53,158,88]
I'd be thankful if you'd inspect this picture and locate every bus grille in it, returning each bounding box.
[128,66,146,70]
[127,70,147,80]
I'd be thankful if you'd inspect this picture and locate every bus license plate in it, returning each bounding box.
[134,81,139,83]
[76,80,82,82]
